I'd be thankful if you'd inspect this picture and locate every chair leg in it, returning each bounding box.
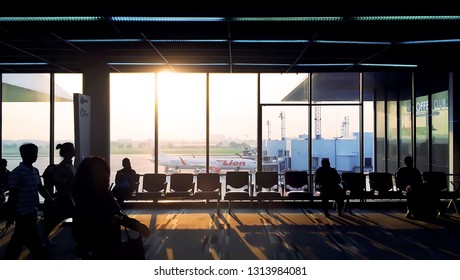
[447,199,458,214]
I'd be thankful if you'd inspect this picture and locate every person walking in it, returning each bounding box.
[3,143,52,259]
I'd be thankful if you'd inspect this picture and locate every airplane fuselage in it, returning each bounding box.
[154,156,256,172]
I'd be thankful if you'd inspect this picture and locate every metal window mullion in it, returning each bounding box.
[359,73,364,173]
[411,73,416,165]
[428,92,432,171]
[257,73,262,172]
[308,73,313,191]
[50,73,55,164]
[206,73,210,172]
[154,73,159,174]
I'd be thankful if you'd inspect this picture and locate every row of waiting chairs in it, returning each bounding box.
[130,171,459,214]
[341,171,459,213]
[132,171,312,213]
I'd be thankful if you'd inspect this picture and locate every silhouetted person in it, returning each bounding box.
[72,156,149,259]
[0,158,10,207]
[4,143,52,259]
[395,156,423,218]
[42,142,77,246]
[54,142,76,203]
[112,157,137,207]
[314,158,344,217]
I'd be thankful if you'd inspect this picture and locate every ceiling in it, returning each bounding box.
[1,6,459,73]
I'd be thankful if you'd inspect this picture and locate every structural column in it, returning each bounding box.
[83,61,110,164]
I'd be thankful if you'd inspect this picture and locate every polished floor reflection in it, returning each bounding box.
[1,203,459,260]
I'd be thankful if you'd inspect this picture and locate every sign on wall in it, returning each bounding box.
[73,93,91,167]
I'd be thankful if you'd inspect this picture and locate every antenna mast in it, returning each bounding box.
[279,111,286,140]
[314,106,321,139]
[267,120,271,140]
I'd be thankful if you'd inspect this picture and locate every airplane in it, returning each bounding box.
[147,139,257,173]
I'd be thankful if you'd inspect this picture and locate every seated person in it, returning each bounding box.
[72,156,149,259]
[395,156,425,218]
[112,158,138,207]
[314,158,345,217]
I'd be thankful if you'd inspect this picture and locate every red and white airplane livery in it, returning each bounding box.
[148,139,256,173]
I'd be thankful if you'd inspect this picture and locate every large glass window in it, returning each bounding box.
[260,73,310,173]
[399,99,412,165]
[431,90,448,173]
[415,95,430,172]
[1,71,453,188]
[110,73,155,181]
[311,73,362,172]
[312,72,360,102]
[209,74,257,173]
[414,72,449,173]
[311,105,360,172]
[260,74,309,103]
[363,101,374,172]
[367,72,413,173]
[158,73,206,174]
[387,100,398,173]
[54,73,82,163]
[395,73,414,169]
[2,73,51,174]
[262,106,309,172]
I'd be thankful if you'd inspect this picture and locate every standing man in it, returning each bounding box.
[4,143,51,259]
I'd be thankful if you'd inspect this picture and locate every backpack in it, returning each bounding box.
[42,163,58,195]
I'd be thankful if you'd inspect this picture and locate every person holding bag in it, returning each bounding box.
[71,156,149,260]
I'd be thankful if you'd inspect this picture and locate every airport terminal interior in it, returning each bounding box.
[1,7,460,260]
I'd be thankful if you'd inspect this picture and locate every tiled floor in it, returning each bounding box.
[1,203,460,260]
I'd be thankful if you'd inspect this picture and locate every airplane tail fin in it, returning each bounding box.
[147,138,155,156]
[147,138,175,160]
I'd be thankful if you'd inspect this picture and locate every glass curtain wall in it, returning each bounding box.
[362,76,375,173]
[1,73,51,174]
[157,73,206,174]
[209,74,258,174]
[109,73,155,182]
[366,72,413,173]
[311,73,361,173]
[398,75,413,168]
[431,90,448,172]
[1,71,452,186]
[414,72,449,173]
[54,73,82,164]
[260,73,309,173]
[387,100,398,173]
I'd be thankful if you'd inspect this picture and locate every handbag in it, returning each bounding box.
[120,226,145,260]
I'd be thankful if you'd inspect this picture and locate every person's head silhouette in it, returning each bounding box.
[404,156,414,168]
[321,158,331,168]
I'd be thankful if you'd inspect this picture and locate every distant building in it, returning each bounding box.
[263,132,373,173]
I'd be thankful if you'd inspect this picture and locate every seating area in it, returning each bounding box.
[126,171,459,215]
[129,171,314,214]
